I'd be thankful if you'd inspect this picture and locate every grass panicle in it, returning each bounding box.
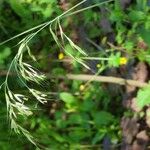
[0,0,114,148]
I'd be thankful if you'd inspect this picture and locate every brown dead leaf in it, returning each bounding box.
[132,62,148,82]
[126,62,148,94]
[121,116,139,144]
[132,140,146,150]
[131,98,142,112]
[132,130,149,150]
[136,130,149,141]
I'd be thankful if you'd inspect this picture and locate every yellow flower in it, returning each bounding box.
[119,57,128,65]
[58,52,64,60]
[96,64,101,68]
[79,84,85,91]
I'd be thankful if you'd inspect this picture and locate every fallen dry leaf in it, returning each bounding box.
[131,98,142,112]
[132,62,148,82]
[121,116,139,144]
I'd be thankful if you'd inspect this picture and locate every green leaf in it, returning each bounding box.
[110,10,124,22]
[39,0,56,4]
[81,99,95,111]
[59,92,76,104]
[128,10,145,22]
[9,0,31,19]
[68,114,83,124]
[65,44,75,56]
[92,132,105,144]
[136,0,147,11]
[137,85,150,109]
[0,47,11,65]
[138,27,150,47]
[83,10,94,24]
[69,128,90,142]
[49,130,65,142]
[93,111,114,126]
[52,68,66,76]
[109,52,121,67]
[124,41,134,52]
[42,4,54,18]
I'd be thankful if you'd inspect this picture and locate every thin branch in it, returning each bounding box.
[0,71,147,88]
[0,70,148,88]
[65,74,147,88]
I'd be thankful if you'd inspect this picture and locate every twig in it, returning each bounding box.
[0,70,147,87]
[66,74,148,88]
